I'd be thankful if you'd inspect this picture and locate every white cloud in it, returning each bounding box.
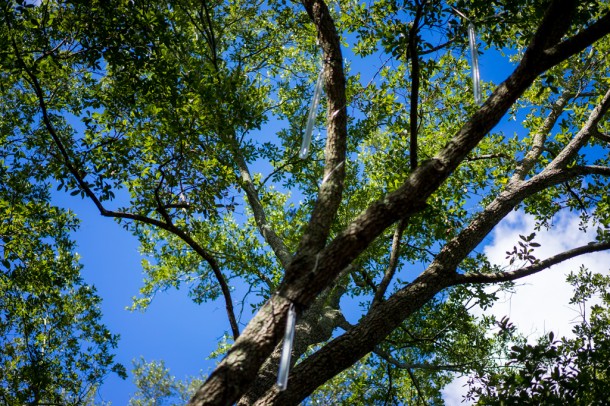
[442,210,610,404]
[442,375,470,405]
[480,210,610,339]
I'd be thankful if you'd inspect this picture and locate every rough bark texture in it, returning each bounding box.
[188,295,292,406]
[254,265,459,405]
[236,285,345,405]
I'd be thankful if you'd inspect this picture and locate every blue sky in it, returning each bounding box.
[54,193,228,403]
[50,29,524,404]
[66,196,610,403]
[46,38,514,405]
[44,18,609,404]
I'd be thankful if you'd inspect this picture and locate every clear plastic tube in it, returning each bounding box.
[468,23,481,105]
[299,70,324,159]
[277,303,297,391]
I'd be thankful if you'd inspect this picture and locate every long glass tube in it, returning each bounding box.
[299,70,324,159]
[277,303,297,391]
[468,23,481,105]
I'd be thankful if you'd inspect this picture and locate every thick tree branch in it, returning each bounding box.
[294,0,348,255]
[456,241,610,284]
[261,55,610,406]
[259,267,459,405]
[543,11,610,70]
[237,286,346,405]
[190,294,293,406]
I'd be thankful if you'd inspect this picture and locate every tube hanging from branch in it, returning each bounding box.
[299,69,324,159]
[277,302,297,391]
[468,22,481,105]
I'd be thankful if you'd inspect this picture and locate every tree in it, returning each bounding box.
[1,0,610,404]
[0,133,126,402]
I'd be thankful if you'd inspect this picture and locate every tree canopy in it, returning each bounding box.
[1,0,610,404]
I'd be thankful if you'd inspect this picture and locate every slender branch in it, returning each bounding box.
[260,157,300,188]
[405,242,437,258]
[456,241,610,284]
[200,0,219,70]
[374,347,467,372]
[465,153,508,162]
[510,87,572,182]
[162,203,191,210]
[356,267,378,292]
[154,172,174,225]
[546,88,610,171]
[406,367,428,406]
[231,144,292,269]
[408,1,423,170]
[570,165,610,177]
[383,364,393,406]
[563,181,587,211]
[33,37,69,65]
[420,39,454,56]
[372,219,406,307]
[592,129,610,143]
